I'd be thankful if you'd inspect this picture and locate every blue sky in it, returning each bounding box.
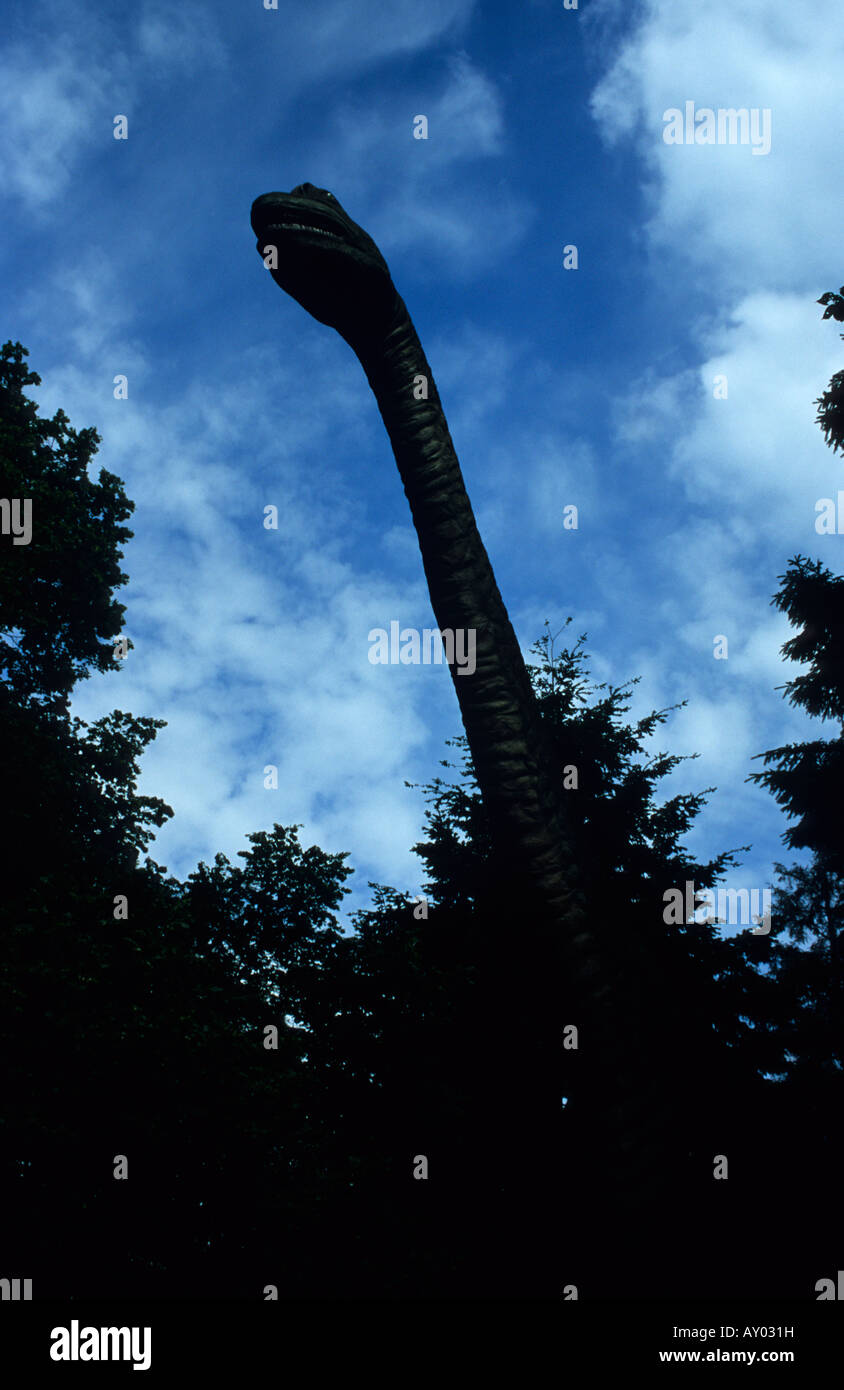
[3,0,842,929]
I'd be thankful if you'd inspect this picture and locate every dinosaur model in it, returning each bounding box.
[250,183,664,1294]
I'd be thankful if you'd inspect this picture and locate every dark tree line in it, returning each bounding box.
[0,321,841,1299]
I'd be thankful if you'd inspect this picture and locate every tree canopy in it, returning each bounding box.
[1,336,840,1299]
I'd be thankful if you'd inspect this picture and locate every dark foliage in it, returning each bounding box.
[1,342,839,1300]
[815,287,844,454]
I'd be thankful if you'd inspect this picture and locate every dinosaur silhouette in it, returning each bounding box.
[250,183,678,1294]
[251,183,583,943]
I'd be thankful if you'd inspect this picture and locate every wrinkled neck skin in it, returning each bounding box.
[342,288,662,1206]
[351,296,584,943]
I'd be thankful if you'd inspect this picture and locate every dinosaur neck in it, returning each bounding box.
[353,298,581,932]
[348,293,666,1230]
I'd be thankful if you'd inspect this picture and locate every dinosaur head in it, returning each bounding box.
[251,183,399,348]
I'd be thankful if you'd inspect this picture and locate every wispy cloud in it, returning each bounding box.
[589,0,843,288]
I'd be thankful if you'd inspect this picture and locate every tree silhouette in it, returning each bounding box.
[4,340,833,1300]
[340,627,778,1295]
[0,345,346,1296]
[735,291,844,1293]
[739,556,844,1294]
[0,341,133,710]
[815,285,844,454]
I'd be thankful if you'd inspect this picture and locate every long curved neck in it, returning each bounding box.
[346,293,670,1230]
[340,288,673,1264]
[353,299,581,936]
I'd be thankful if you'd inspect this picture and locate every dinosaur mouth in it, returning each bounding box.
[252,195,347,247]
[270,221,344,242]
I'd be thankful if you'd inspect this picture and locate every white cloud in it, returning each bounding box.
[134,3,227,70]
[0,1,226,211]
[582,2,842,818]
[589,0,844,289]
[614,291,840,543]
[24,271,461,912]
[0,47,111,207]
[295,53,530,274]
[283,0,476,84]
[427,51,505,157]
